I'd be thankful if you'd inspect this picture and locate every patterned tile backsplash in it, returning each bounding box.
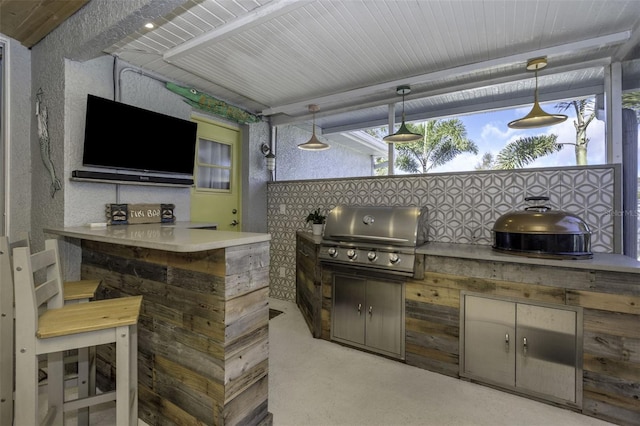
[267,165,620,301]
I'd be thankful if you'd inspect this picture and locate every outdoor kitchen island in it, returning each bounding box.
[410,243,640,426]
[300,232,640,426]
[45,223,272,426]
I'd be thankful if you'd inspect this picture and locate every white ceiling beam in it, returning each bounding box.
[321,83,605,135]
[613,22,640,61]
[339,131,388,156]
[261,32,630,117]
[164,0,310,62]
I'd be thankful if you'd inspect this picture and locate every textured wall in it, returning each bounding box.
[242,120,270,233]
[267,165,620,301]
[275,124,373,180]
[64,57,194,227]
[28,0,162,252]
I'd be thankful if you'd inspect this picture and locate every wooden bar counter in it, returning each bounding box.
[45,223,272,426]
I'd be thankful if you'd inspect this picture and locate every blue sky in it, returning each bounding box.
[429,101,614,173]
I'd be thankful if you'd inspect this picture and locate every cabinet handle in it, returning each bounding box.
[368,306,373,316]
[505,333,510,352]
[523,337,528,356]
[298,249,309,257]
[357,303,362,315]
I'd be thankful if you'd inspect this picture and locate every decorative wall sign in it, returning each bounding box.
[106,203,175,225]
[36,88,62,198]
[166,82,262,124]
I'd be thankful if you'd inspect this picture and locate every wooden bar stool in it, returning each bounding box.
[0,235,101,425]
[12,239,142,426]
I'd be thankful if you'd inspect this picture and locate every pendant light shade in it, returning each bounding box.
[508,58,568,129]
[383,85,422,143]
[298,104,330,151]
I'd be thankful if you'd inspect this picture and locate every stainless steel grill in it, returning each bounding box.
[318,205,429,278]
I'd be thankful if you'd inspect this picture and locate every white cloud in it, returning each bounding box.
[480,123,518,143]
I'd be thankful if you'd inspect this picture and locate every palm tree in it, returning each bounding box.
[623,91,640,120]
[494,134,562,169]
[555,99,596,165]
[555,94,640,166]
[475,152,496,170]
[394,119,478,173]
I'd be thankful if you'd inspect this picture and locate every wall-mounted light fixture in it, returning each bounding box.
[298,104,330,150]
[508,57,568,129]
[383,85,422,143]
[261,144,276,180]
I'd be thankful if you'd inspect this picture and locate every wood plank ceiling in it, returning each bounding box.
[0,0,89,48]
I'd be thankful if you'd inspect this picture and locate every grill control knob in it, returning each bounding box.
[327,247,338,258]
[367,251,377,261]
[388,253,400,264]
[346,249,357,260]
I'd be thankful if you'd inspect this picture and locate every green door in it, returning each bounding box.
[190,116,242,231]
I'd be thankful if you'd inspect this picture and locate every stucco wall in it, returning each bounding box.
[242,120,270,233]
[64,57,194,227]
[274,124,373,180]
[28,0,161,253]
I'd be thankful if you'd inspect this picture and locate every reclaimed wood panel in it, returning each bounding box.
[419,258,640,426]
[424,256,593,290]
[319,265,334,341]
[295,233,323,338]
[567,290,640,315]
[82,240,271,426]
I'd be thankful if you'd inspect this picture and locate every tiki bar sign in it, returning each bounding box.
[106,203,175,225]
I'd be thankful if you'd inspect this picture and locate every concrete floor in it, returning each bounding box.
[47,297,614,426]
[267,298,613,426]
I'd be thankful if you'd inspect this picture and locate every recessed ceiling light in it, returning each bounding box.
[144,23,155,29]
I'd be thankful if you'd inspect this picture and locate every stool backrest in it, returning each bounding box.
[13,239,65,335]
[0,237,14,426]
[1,233,32,426]
[0,233,30,291]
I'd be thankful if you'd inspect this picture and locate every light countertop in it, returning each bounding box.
[297,230,323,244]
[44,222,270,253]
[417,242,640,274]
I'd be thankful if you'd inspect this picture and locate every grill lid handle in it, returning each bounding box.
[524,196,551,211]
[327,234,410,244]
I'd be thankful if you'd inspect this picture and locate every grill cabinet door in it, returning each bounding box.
[463,295,516,386]
[365,279,403,356]
[332,275,366,345]
[516,304,577,402]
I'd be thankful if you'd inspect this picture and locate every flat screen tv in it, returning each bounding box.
[82,94,198,175]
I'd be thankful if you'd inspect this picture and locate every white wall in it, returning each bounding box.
[275,124,373,180]
[63,57,194,227]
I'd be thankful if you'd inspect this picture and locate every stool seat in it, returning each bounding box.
[62,279,101,301]
[38,296,141,338]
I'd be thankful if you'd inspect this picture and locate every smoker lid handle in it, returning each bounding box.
[327,234,410,244]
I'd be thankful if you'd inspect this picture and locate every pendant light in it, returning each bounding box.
[508,57,568,129]
[298,104,330,151]
[383,85,422,143]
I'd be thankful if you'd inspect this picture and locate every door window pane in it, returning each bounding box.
[196,138,232,191]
